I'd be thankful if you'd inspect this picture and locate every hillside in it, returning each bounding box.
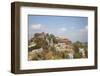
[28,32,88,60]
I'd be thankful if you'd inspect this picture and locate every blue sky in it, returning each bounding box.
[28,15,88,42]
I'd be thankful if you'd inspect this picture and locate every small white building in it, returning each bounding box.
[54,43,67,52]
[79,48,86,58]
[68,53,74,59]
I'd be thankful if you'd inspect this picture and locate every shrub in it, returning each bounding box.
[74,52,82,58]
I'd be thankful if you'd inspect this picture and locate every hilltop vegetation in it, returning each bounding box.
[28,32,88,61]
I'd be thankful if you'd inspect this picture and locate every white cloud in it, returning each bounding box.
[79,25,88,32]
[31,24,42,30]
[59,27,67,32]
